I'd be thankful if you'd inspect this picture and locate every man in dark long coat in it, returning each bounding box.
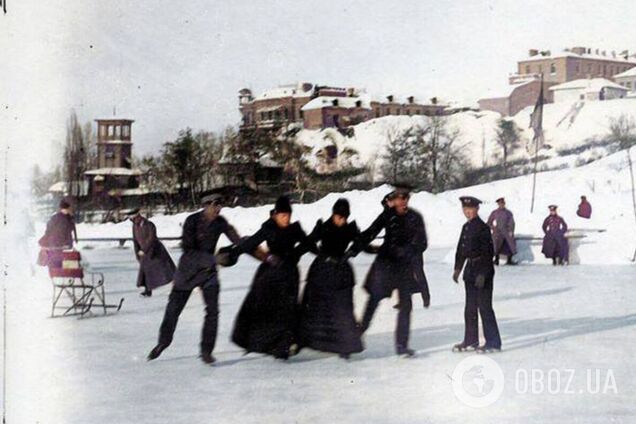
[348,186,430,357]
[541,205,569,265]
[452,196,501,353]
[486,197,517,265]
[38,199,77,267]
[127,209,176,297]
[147,194,241,365]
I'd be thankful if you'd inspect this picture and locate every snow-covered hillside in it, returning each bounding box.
[70,146,636,265]
[296,98,636,179]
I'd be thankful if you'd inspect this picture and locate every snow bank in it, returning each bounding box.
[67,147,636,265]
[296,98,636,178]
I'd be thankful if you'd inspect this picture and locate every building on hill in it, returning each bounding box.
[613,67,636,93]
[239,83,446,130]
[479,46,636,116]
[549,78,628,103]
[478,77,555,116]
[515,47,636,84]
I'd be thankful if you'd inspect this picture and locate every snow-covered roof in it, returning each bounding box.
[481,80,535,100]
[520,51,636,64]
[614,67,636,79]
[301,96,372,111]
[97,139,132,144]
[254,83,314,101]
[550,78,628,92]
[84,168,143,176]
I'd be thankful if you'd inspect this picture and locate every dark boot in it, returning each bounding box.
[396,345,415,357]
[506,255,517,265]
[493,256,500,266]
[147,343,168,361]
[140,288,152,297]
[452,341,478,352]
[200,352,216,365]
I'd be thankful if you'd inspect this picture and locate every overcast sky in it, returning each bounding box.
[2,0,636,172]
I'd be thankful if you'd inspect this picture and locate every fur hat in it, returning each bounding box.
[273,196,292,214]
[332,198,351,218]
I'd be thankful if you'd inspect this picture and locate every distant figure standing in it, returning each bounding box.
[541,205,569,265]
[452,196,501,353]
[576,195,592,219]
[127,209,176,297]
[38,199,78,267]
[486,197,517,265]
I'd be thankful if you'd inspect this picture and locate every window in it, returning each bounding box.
[299,110,304,119]
[627,81,632,90]
[575,63,580,73]
[105,144,115,159]
[108,125,114,136]
[260,112,265,121]
[525,65,530,73]
[122,125,130,137]
[114,125,121,138]
[100,125,107,137]
[267,111,272,120]
[284,108,289,120]
[550,63,556,74]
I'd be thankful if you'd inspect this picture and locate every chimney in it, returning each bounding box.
[332,99,339,107]
[571,47,587,55]
[602,50,606,56]
[407,96,414,104]
[529,49,539,57]
[612,51,616,58]
[386,95,394,103]
[595,49,599,55]
[355,100,362,108]
[430,97,438,105]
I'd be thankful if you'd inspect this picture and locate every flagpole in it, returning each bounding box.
[529,74,544,214]
[530,134,539,213]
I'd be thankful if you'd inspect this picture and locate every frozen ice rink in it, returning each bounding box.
[6,246,635,423]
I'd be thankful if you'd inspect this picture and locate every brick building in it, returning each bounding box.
[516,47,636,84]
[239,83,446,130]
[480,46,636,116]
[84,118,143,201]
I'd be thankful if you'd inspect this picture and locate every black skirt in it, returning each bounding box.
[297,257,363,355]
[231,261,300,357]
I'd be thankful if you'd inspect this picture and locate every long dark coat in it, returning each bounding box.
[541,215,569,261]
[486,208,517,256]
[231,219,309,357]
[132,217,176,290]
[454,216,495,283]
[353,208,429,300]
[173,212,241,291]
[39,212,77,249]
[297,219,363,355]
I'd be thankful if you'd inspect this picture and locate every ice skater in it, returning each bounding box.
[127,208,176,297]
[541,205,569,265]
[297,198,363,359]
[347,185,430,357]
[228,196,310,360]
[452,196,501,353]
[486,197,517,265]
[147,194,241,365]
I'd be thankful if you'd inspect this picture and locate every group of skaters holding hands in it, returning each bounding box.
[39,186,589,365]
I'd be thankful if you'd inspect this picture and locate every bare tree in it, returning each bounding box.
[380,125,419,186]
[495,118,521,175]
[417,116,469,193]
[608,114,636,260]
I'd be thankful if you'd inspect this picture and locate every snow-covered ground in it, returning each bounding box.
[6,246,636,423]
[67,146,636,264]
[296,98,636,176]
[9,146,634,423]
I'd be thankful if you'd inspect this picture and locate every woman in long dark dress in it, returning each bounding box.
[230,196,310,359]
[297,198,363,359]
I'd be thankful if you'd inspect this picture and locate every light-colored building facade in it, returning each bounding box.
[549,78,628,103]
[613,67,636,93]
